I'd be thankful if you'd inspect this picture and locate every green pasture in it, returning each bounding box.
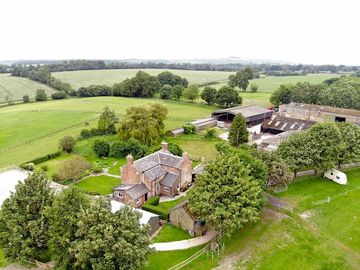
[0,74,55,103]
[53,69,233,89]
[0,97,216,168]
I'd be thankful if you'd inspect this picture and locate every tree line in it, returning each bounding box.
[270,76,360,110]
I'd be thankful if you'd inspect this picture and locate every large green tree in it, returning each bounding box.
[118,103,167,145]
[308,122,343,172]
[0,171,54,262]
[188,154,263,235]
[46,187,90,269]
[228,67,254,91]
[200,86,217,104]
[228,114,249,146]
[215,86,241,108]
[336,122,360,167]
[269,84,294,106]
[98,106,117,134]
[157,71,188,87]
[183,84,200,101]
[70,200,151,270]
[121,71,160,97]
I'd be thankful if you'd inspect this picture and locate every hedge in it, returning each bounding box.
[20,151,61,166]
[146,196,160,206]
[142,199,169,220]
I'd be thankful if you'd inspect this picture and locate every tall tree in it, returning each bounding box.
[157,71,188,87]
[215,86,241,107]
[46,187,90,269]
[308,122,343,172]
[70,200,151,270]
[183,84,200,101]
[0,171,54,262]
[98,106,117,134]
[171,85,184,100]
[159,84,172,100]
[188,154,263,236]
[118,103,167,145]
[336,122,360,167]
[228,114,249,146]
[269,84,294,106]
[200,86,217,104]
[228,67,254,91]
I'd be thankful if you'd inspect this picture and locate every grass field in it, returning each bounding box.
[74,175,120,195]
[0,74,56,103]
[152,224,192,243]
[0,97,216,168]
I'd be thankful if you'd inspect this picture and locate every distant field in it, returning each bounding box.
[0,97,216,168]
[0,74,56,103]
[53,69,233,89]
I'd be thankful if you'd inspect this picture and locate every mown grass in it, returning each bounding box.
[0,74,56,103]
[108,158,126,175]
[152,224,192,243]
[74,175,120,195]
[0,97,216,168]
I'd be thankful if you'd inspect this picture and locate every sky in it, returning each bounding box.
[1,0,360,65]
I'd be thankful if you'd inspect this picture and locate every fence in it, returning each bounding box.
[311,186,360,205]
[167,244,209,270]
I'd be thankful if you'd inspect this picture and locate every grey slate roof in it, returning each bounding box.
[126,184,150,199]
[161,172,179,187]
[213,105,272,118]
[263,116,316,132]
[144,165,167,181]
[132,151,183,173]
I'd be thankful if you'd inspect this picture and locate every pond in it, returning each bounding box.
[0,168,28,206]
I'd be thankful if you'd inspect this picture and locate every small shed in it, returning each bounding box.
[169,199,207,237]
[111,200,160,235]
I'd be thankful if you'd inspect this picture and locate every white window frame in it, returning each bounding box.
[118,192,123,198]
[164,186,170,192]
[135,198,140,204]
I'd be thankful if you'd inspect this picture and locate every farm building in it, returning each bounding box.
[258,131,297,151]
[169,199,207,237]
[110,200,160,235]
[212,105,273,127]
[167,117,217,136]
[279,103,360,125]
[262,115,316,134]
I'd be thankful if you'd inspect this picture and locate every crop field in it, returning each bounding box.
[0,74,55,103]
[0,97,216,168]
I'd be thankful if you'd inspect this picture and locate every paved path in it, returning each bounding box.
[150,230,217,251]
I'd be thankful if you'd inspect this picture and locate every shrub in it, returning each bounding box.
[51,91,67,99]
[110,139,148,159]
[54,156,91,183]
[92,164,103,174]
[204,128,216,139]
[90,128,102,136]
[160,84,172,100]
[35,89,47,101]
[80,129,91,139]
[168,143,183,156]
[183,124,197,134]
[23,95,30,103]
[93,140,110,157]
[41,165,48,171]
[20,163,34,171]
[250,83,259,92]
[22,152,61,165]
[59,136,76,153]
[146,196,160,206]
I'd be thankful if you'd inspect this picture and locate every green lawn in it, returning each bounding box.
[108,158,126,175]
[0,97,216,168]
[74,175,120,195]
[152,224,191,243]
[0,74,56,103]
[36,154,83,178]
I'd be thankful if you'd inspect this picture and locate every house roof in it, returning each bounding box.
[144,165,168,181]
[212,105,273,119]
[132,151,183,173]
[114,183,150,199]
[110,200,158,226]
[263,116,316,132]
[260,131,297,147]
[161,172,179,187]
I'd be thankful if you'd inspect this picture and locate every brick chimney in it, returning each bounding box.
[121,154,140,185]
[180,152,192,189]
[161,141,168,151]
[126,154,134,165]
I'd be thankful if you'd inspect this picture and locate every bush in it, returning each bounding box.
[168,143,183,156]
[59,136,76,153]
[40,165,48,171]
[110,139,148,159]
[90,128,103,136]
[80,129,91,139]
[92,164,103,174]
[53,156,91,183]
[250,83,259,92]
[204,128,216,139]
[51,91,67,99]
[23,95,30,103]
[35,89,47,101]
[183,124,197,134]
[146,196,160,206]
[20,163,34,171]
[93,140,110,157]
[160,84,172,100]
[22,152,61,165]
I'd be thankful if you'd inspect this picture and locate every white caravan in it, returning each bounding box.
[324,169,347,185]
